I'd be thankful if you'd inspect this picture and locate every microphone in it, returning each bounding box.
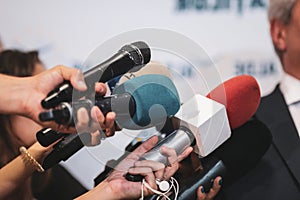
[40,74,181,168]
[42,132,91,170]
[36,128,67,147]
[41,41,151,109]
[112,74,180,130]
[207,74,261,129]
[39,73,180,129]
[176,118,272,200]
[125,75,261,181]
[117,61,172,85]
[177,74,261,157]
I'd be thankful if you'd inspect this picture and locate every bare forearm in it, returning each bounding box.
[74,181,115,200]
[0,156,35,197]
[0,74,32,115]
[0,66,87,123]
[0,142,50,198]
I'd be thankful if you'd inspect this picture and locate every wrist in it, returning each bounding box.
[27,142,51,165]
[9,76,36,118]
[19,142,50,173]
[75,180,117,200]
[20,76,39,118]
[0,75,30,115]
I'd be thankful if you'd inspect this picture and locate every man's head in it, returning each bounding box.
[269,0,300,79]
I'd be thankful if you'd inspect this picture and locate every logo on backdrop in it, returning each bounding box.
[176,0,267,14]
[163,58,278,78]
[235,59,277,77]
[211,51,282,95]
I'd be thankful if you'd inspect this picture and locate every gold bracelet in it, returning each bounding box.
[19,146,45,172]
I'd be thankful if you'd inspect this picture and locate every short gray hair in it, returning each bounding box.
[268,0,296,23]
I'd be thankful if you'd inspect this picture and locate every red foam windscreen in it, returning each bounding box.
[206,75,261,129]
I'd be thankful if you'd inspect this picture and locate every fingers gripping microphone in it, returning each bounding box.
[41,41,151,109]
[39,93,136,127]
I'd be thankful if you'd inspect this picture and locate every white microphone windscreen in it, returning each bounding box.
[175,95,231,157]
[118,61,172,84]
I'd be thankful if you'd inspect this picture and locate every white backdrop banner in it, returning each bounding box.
[0,0,281,189]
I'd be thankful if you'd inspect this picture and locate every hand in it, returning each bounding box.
[19,65,115,135]
[77,136,193,200]
[75,82,117,145]
[20,65,87,131]
[128,145,193,189]
[197,176,222,200]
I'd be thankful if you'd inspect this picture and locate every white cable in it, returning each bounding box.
[172,177,179,199]
[140,177,180,200]
[140,179,144,200]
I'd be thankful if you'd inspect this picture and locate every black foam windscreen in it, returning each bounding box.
[212,118,272,180]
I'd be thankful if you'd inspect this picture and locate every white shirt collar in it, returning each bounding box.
[279,72,300,105]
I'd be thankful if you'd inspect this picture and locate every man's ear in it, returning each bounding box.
[270,19,287,52]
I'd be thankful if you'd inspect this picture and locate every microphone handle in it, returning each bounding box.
[41,81,74,109]
[125,127,196,182]
[177,158,226,200]
[36,128,67,147]
[40,92,136,126]
[83,52,135,86]
[42,132,91,170]
[140,127,195,165]
[38,93,136,148]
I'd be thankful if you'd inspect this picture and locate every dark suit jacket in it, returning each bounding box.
[219,85,300,200]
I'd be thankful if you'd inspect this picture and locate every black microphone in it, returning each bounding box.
[41,41,151,109]
[42,132,91,170]
[36,128,67,147]
[39,93,136,127]
[176,118,272,200]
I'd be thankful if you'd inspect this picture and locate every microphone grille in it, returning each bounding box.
[120,41,151,65]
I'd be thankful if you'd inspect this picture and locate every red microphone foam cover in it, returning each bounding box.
[206,75,261,129]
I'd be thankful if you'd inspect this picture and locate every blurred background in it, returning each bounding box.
[0,0,281,189]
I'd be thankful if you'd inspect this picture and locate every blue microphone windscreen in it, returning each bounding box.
[113,74,180,129]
